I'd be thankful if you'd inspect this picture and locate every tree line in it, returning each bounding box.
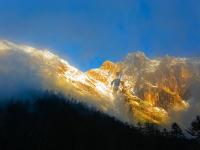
[0,92,199,150]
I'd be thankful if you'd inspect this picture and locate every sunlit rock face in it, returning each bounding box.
[117,53,191,123]
[0,40,199,125]
[86,53,192,124]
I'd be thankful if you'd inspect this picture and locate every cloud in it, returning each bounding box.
[0,40,121,121]
[0,42,43,99]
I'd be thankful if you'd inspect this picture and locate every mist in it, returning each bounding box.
[0,40,122,122]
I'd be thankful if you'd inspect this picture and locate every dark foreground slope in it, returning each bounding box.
[0,93,199,150]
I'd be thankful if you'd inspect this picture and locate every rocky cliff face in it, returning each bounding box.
[86,52,199,124]
[0,41,199,125]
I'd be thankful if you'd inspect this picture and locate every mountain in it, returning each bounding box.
[0,40,199,125]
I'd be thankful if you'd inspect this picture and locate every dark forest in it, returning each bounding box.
[0,92,199,150]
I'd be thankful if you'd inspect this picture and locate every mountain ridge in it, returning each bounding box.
[0,40,199,125]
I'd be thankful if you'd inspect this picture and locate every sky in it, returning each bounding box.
[0,0,200,71]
